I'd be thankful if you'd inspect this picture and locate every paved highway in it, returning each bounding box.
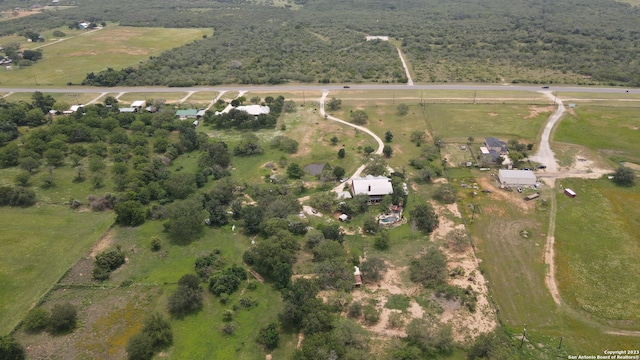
[0,84,638,94]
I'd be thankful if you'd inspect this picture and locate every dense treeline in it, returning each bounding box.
[3,0,639,85]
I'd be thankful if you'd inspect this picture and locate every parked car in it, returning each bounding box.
[343,85,350,88]
[537,165,547,169]
[542,86,550,89]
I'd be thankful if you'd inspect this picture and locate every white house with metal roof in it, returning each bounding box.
[498,169,537,186]
[351,175,394,203]
[236,105,270,116]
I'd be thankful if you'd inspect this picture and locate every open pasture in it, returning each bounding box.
[0,207,113,334]
[425,104,551,143]
[1,26,210,86]
[554,179,640,325]
[554,106,640,164]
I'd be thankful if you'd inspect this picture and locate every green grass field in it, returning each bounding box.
[0,206,113,334]
[0,26,210,86]
[555,179,640,325]
[554,106,640,164]
[425,104,551,143]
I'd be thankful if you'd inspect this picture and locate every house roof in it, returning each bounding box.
[196,110,206,117]
[70,105,84,112]
[480,146,490,154]
[351,175,393,196]
[175,109,198,117]
[485,137,505,148]
[236,105,270,116]
[119,107,136,113]
[498,169,536,185]
[131,100,145,108]
[336,191,352,200]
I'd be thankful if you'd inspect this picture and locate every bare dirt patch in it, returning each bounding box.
[526,105,555,119]
[488,112,498,117]
[90,227,116,258]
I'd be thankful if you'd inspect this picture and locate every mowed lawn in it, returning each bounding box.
[0,206,113,334]
[554,106,640,164]
[555,179,640,325]
[2,26,210,86]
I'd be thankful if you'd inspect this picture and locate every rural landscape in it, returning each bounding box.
[0,0,639,359]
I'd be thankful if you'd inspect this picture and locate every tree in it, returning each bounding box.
[287,163,304,179]
[14,172,30,187]
[433,184,457,204]
[363,215,378,234]
[360,257,387,284]
[19,157,40,173]
[115,201,146,226]
[273,262,293,290]
[363,155,388,176]
[385,130,394,142]
[374,230,390,250]
[397,103,409,115]
[43,148,65,167]
[126,332,155,360]
[48,302,77,333]
[165,197,206,244]
[326,97,342,111]
[467,136,474,144]
[168,274,203,317]
[141,312,173,349]
[383,144,393,158]
[410,247,447,288]
[337,148,346,159]
[410,131,426,146]
[363,146,375,156]
[93,247,126,281]
[257,322,280,350]
[330,136,339,145]
[612,166,636,186]
[410,204,438,233]
[406,318,454,356]
[0,335,25,360]
[350,110,368,124]
[332,166,345,180]
[164,173,197,200]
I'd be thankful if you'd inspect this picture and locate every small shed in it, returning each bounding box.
[564,188,576,198]
[338,214,349,222]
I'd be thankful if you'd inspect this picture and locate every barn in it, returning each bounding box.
[498,169,537,186]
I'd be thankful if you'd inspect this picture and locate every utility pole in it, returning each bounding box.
[558,336,563,349]
[473,91,477,105]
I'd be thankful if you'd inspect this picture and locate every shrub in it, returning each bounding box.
[93,247,125,281]
[23,307,50,332]
[612,166,636,186]
[222,322,236,335]
[167,281,203,317]
[433,184,457,204]
[141,313,173,349]
[151,237,162,252]
[348,301,362,318]
[0,335,25,360]
[257,322,280,350]
[445,229,470,253]
[48,302,77,333]
[360,257,387,284]
[222,310,234,322]
[362,305,380,325]
[126,332,155,360]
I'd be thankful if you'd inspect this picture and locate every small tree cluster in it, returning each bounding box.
[92,247,126,281]
[433,184,457,204]
[208,264,247,296]
[126,313,173,360]
[256,322,280,350]
[194,250,225,279]
[409,204,439,233]
[612,166,636,187]
[0,186,36,207]
[168,274,203,317]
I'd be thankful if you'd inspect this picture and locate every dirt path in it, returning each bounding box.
[395,46,414,86]
[529,91,562,172]
[543,178,561,305]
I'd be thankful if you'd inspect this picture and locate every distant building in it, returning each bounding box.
[130,100,146,110]
[498,169,536,186]
[175,109,198,119]
[365,36,389,41]
[351,175,394,203]
[236,105,270,116]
